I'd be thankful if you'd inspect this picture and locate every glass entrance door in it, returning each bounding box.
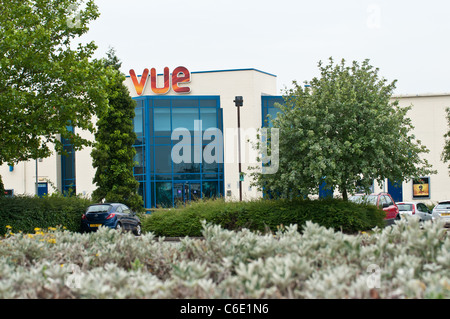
[174,182,201,205]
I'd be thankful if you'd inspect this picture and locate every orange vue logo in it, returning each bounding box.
[129,66,191,95]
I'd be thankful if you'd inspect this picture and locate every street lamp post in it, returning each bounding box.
[35,159,38,196]
[234,96,243,202]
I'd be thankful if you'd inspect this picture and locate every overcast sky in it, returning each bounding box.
[79,0,450,95]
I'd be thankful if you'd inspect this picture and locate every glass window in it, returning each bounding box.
[133,107,144,138]
[435,203,450,210]
[154,145,172,173]
[154,136,172,145]
[154,108,171,136]
[349,195,378,205]
[121,205,131,214]
[262,96,285,128]
[203,174,219,180]
[202,181,219,198]
[62,151,74,179]
[397,204,413,211]
[154,174,172,181]
[61,138,76,196]
[87,205,111,213]
[172,98,198,107]
[138,182,145,204]
[132,96,224,209]
[154,98,170,107]
[384,195,393,206]
[155,182,172,208]
[173,148,200,174]
[133,146,145,175]
[200,108,217,130]
[200,99,218,107]
[172,108,198,132]
[190,183,201,201]
[173,174,201,181]
[417,203,428,212]
[203,153,219,173]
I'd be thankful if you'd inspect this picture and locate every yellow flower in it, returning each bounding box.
[34,228,41,232]
[48,227,57,232]
[5,225,12,229]
[47,238,56,244]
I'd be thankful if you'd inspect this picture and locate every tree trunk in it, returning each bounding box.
[342,186,348,201]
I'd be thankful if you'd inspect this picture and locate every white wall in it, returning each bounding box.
[372,94,450,204]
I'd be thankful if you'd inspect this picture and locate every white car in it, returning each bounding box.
[396,202,433,222]
[432,200,450,226]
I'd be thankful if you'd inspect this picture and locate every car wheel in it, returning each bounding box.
[115,222,123,232]
[133,224,142,236]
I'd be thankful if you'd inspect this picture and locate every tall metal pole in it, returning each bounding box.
[35,159,38,196]
[237,105,242,202]
[234,96,243,202]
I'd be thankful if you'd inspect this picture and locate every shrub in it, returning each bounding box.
[0,194,93,235]
[0,218,448,299]
[142,198,386,236]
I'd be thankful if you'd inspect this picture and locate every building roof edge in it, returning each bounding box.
[125,68,277,78]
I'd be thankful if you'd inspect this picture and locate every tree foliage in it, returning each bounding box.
[251,58,435,200]
[0,0,108,165]
[91,49,144,212]
[442,107,450,174]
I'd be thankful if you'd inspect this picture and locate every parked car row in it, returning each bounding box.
[349,193,400,224]
[80,197,449,235]
[349,193,450,227]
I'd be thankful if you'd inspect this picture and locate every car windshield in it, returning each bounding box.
[86,205,111,213]
[397,204,413,211]
[349,195,378,206]
[435,203,450,210]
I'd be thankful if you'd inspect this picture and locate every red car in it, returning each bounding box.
[349,193,400,224]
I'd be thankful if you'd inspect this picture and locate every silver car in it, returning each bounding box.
[432,200,450,226]
[397,202,433,222]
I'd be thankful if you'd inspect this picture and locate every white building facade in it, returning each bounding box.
[1,67,449,208]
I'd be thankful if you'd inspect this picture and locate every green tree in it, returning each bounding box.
[442,107,450,174]
[91,49,144,212]
[0,175,4,198]
[0,0,108,166]
[251,58,435,200]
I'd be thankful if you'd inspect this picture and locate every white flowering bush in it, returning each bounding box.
[0,217,448,299]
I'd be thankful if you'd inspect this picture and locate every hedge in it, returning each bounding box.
[142,198,386,236]
[0,195,93,235]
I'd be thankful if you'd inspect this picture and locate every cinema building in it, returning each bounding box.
[1,67,449,208]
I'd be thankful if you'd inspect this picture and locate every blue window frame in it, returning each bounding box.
[261,95,285,128]
[132,96,224,208]
[61,126,76,195]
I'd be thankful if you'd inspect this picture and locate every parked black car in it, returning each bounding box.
[81,203,141,236]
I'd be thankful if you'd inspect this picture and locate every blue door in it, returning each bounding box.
[319,181,333,199]
[37,182,48,198]
[388,179,403,203]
